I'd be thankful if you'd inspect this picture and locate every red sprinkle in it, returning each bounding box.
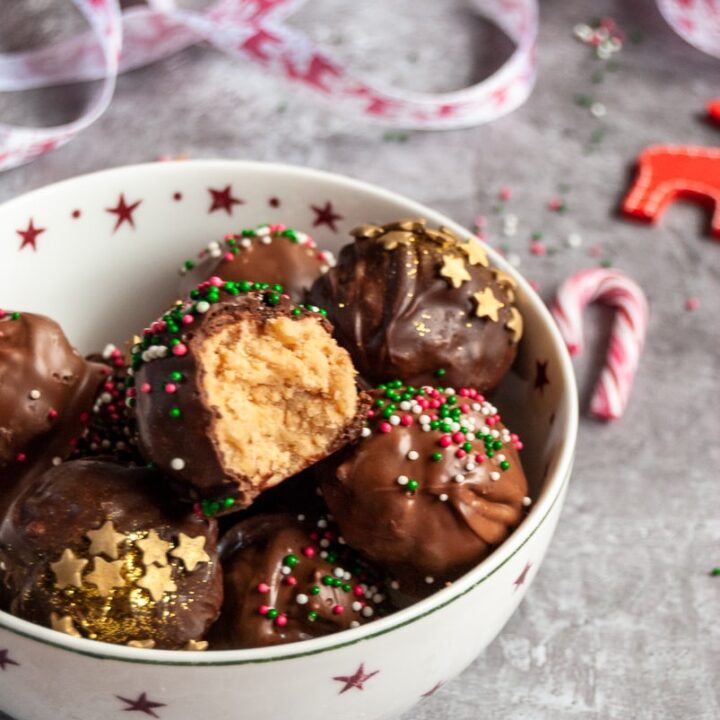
[302,546,316,558]
[47,408,58,420]
[379,422,392,433]
[16,453,26,462]
[439,435,452,448]
[258,605,270,616]
[275,614,288,627]
[173,344,188,357]
[165,383,177,394]
[257,582,270,593]
[686,297,700,311]
[332,605,344,615]
[140,383,152,393]
[285,576,297,586]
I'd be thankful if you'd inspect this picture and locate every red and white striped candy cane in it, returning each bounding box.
[551,268,649,421]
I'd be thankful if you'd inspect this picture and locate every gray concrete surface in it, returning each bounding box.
[1,1,719,718]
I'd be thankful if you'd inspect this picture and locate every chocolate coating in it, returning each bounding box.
[307,219,522,391]
[0,459,222,649]
[0,312,107,510]
[210,513,388,648]
[320,385,529,597]
[132,282,368,516]
[179,225,334,302]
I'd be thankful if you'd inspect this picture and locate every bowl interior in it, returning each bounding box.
[0,160,577,660]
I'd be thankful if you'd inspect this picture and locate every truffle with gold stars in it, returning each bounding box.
[0,459,222,649]
[309,218,523,391]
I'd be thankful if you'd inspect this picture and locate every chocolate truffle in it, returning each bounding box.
[307,219,523,391]
[178,224,335,302]
[0,459,222,650]
[210,513,388,648]
[131,280,367,516]
[0,311,107,508]
[71,344,141,463]
[320,384,529,597]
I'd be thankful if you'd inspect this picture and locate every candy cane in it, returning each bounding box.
[551,269,649,421]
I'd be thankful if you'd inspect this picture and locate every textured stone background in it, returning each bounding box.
[1,1,719,718]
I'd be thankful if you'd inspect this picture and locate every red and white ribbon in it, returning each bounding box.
[0,0,539,171]
[551,269,649,422]
[657,0,720,58]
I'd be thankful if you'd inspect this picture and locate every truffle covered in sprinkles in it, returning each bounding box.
[308,218,522,391]
[178,224,335,302]
[320,382,529,598]
[210,513,390,649]
[131,279,369,516]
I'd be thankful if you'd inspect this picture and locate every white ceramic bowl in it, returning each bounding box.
[0,161,577,720]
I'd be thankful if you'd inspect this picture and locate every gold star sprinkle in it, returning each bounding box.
[184,639,209,651]
[380,230,415,250]
[86,520,125,559]
[473,288,505,322]
[50,549,88,590]
[170,534,210,572]
[350,223,382,239]
[506,307,524,343]
[50,612,81,638]
[439,255,471,289]
[127,639,156,649]
[85,557,125,597]
[459,241,489,267]
[138,564,177,601]
[390,218,426,232]
[136,529,172,567]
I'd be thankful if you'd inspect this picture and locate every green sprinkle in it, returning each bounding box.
[310,585,321,595]
[342,583,352,592]
[170,371,183,382]
[239,280,253,292]
[292,308,302,316]
[272,284,284,293]
[307,611,318,621]
[183,260,194,270]
[267,608,279,620]
[434,368,446,377]
[169,407,181,418]
[322,575,334,586]
[710,568,720,577]
[431,452,443,462]
[493,440,503,450]
[224,497,236,507]
[407,479,419,492]
[265,292,281,306]
[500,461,510,471]
[283,554,299,568]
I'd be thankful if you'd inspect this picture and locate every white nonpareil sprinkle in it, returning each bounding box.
[439,493,449,502]
[425,576,434,584]
[497,454,506,462]
[567,232,583,248]
[29,389,41,400]
[399,401,411,411]
[490,471,501,481]
[591,102,606,118]
[389,415,400,426]
[362,607,374,618]
[240,238,252,249]
[281,566,291,576]
[522,496,532,507]
[397,475,409,486]
[295,593,309,605]
[170,458,185,471]
[333,567,345,578]
[419,414,431,425]
[297,514,305,521]
[390,580,400,590]
[407,450,419,461]
[317,519,328,528]
[320,539,330,548]
[508,252,521,267]
[196,300,210,314]
[465,461,476,471]
[352,601,362,612]
[52,456,62,466]
[373,593,384,604]
[361,427,372,438]
[453,474,464,483]
[102,344,117,359]
[350,621,360,628]
[260,236,272,245]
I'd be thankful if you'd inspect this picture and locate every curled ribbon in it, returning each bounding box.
[0,0,539,171]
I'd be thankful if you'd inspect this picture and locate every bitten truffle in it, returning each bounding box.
[0,459,222,649]
[209,513,388,648]
[308,219,523,391]
[320,383,529,597]
[0,311,107,508]
[178,224,335,302]
[132,280,367,516]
